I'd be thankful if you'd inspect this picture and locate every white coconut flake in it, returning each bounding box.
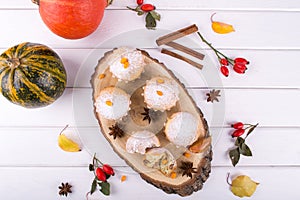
[165,112,199,147]
[95,87,130,120]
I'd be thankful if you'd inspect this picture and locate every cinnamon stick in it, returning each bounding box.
[156,24,198,46]
[161,48,203,70]
[165,41,205,60]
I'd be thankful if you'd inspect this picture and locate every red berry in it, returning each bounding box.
[220,66,229,77]
[141,4,155,12]
[102,164,115,176]
[231,122,244,129]
[96,167,106,182]
[137,0,144,5]
[233,63,247,74]
[234,57,249,65]
[231,129,245,137]
[220,58,228,66]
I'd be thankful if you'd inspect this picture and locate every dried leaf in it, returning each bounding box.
[211,13,235,34]
[231,175,259,197]
[229,148,240,167]
[99,182,110,196]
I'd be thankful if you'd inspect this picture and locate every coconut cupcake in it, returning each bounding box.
[126,130,160,154]
[94,87,130,120]
[143,77,179,111]
[165,112,200,147]
[109,47,145,81]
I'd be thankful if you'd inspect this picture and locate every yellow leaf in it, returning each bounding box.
[211,13,235,34]
[58,125,81,152]
[231,175,259,198]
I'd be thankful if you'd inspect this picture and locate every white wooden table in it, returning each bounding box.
[0,1,300,199]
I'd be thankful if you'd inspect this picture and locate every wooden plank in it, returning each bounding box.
[0,127,299,167]
[0,166,298,199]
[0,88,299,127]
[3,0,300,10]
[0,10,299,49]
[47,48,300,88]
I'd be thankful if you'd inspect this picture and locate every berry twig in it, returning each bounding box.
[229,122,258,166]
[196,31,250,76]
[127,1,160,30]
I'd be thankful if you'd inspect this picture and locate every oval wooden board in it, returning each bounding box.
[91,48,212,196]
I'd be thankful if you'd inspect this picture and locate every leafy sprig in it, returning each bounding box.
[127,5,161,30]
[229,123,258,166]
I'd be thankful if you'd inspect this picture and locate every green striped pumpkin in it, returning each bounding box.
[0,42,67,108]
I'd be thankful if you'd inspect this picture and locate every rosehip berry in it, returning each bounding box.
[141,4,155,12]
[220,66,229,77]
[233,63,247,74]
[102,164,115,176]
[220,58,229,66]
[96,167,107,182]
[234,57,249,65]
[231,129,245,138]
[137,0,144,5]
[231,122,244,129]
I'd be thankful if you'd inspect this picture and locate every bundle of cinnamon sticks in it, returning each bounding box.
[156,24,204,70]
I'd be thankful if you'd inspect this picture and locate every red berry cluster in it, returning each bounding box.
[88,154,115,196]
[219,57,249,77]
[197,32,250,77]
[127,1,160,29]
[95,164,115,182]
[136,0,156,12]
[231,122,257,138]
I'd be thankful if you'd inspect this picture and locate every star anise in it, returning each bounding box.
[179,161,197,179]
[109,124,124,139]
[141,107,151,124]
[206,89,221,103]
[58,182,72,197]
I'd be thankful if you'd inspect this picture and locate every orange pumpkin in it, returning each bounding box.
[32,0,107,39]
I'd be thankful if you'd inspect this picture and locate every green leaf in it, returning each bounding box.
[145,12,156,30]
[245,123,259,138]
[89,164,94,171]
[99,182,110,196]
[240,143,253,157]
[229,148,240,167]
[150,11,161,21]
[90,179,97,194]
[235,137,245,147]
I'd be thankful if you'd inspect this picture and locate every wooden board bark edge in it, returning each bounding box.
[90,48,212,196]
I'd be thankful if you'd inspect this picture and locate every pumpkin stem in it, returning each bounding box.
[32,0,40,5]
[7,58,21,69]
